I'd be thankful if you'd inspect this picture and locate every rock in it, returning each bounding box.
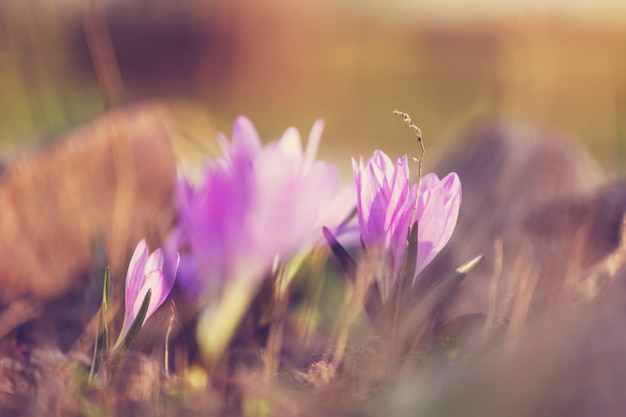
[0,103,177,304]
[420,118,626,321]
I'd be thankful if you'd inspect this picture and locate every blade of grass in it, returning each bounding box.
[123,289,152,350]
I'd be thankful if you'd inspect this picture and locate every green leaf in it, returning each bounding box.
[404,221,419,284]
[197,280,254,365]
[98,267,111,355]
[123,289,152,350]
[455,254,483,275]
[276,251,308,295]
[98,267,110,356]
[323,226,356,282]
[102,267,110,311]
[88,267,112,382]
[397,221,419,308]
[397,254,483,343]
[416,254,483,312]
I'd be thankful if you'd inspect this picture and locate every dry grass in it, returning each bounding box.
[0,110,625,416]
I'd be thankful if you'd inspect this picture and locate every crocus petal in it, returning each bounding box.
[352,157,367,230]
[414,172,462,280]
[119,240,180,345]
[172,116,361,362]
[125,239,149,316]
[319,182,357,235]
[304,119,324,170]
[174,116,355,299]
[353,149,462,301]
[385,156,410,236]
[231,115,263,157]
[277,127,304,160]
[142,249,165,317]
[145,250,179,320]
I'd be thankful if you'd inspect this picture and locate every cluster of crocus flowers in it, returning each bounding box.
[106,114,464,380]
[353,150,461,301]
[115,239,179,349]
[174,116,355,359]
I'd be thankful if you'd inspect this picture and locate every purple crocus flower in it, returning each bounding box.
[176,116,355,297]
[116,239,180,347]
[353,150,461,300]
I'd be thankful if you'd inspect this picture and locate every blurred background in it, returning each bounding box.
[1,0,625,175]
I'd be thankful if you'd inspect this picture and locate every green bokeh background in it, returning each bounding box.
[1,0,625,174]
